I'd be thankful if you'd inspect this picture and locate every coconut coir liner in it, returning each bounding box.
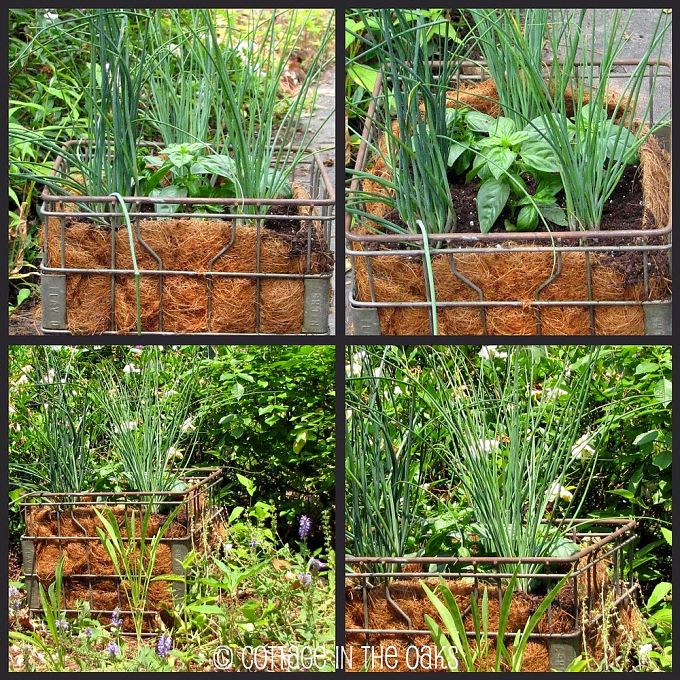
[345,555,616,674]
[351,80,671,336]
[44,184,332,334]
[26,505,190,631]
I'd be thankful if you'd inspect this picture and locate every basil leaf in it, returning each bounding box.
[521,138,559,173]
[539,204,569,227]
[477,178,510,233]
[484,146,517,180]
[516,204,539,231]
[466,110,494,133]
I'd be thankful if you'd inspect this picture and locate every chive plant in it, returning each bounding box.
[490,8,671,230]
[9,9,149,204]
[347,10,467,239]
[95,347,200,501]
[144,10,215,147]
[32,347,92,495]
[198,9,334,213]
[469,9,549,127]
[345,347,433,566]
[409,346,603,579]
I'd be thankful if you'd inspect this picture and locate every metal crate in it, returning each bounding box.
[346,60,672,336]
[40,144,335,335]
[21,468,223,633]
[345,519,638,671]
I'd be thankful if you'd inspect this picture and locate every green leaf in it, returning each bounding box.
[476,178,510,233]
[660,528,672,546]
[489,116,516,138]
[538,204,568,227]
[516,205,538,231]
[293,430,308,454]
[150,185,187,214]
[633,430,659,446]
[654,378,672,406]
[636,362,659,375]
[647,582,672,609]
[483,146,517,180]
[191,154,236,179]
[236,473,255,497]
[447,142,468,168]
[520,139,559,172]
[465,110,494,133]
[653,452,672,470]
[228,506,245,522]
[347,64,379,93]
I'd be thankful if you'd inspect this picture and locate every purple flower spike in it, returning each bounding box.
[298,515,312,540]
[107,641,121,657]
[297,572,312,588]
[157,632,173,658]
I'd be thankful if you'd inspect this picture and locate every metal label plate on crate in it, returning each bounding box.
[302,279,330,334]
[549,639,580,672]
[41,274,67,330]
[643,303,672,335]
[352,306,381,335]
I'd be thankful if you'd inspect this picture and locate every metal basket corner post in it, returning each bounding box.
[346,60,672,336]
[345,519,638,671]
[40,146,335,335]
[21,467,224,628]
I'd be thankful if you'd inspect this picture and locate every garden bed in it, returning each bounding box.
[347,60,672,336]
[21,468,223,633]
[41,147,335,335]
[344,519,638,672]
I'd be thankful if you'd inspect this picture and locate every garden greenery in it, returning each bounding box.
[94,346,200,498]
[348,8,671,236]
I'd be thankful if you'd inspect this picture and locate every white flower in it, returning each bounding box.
[470,439,501,456]
[129,347,143,356]
[181,416,196,434]
[113,421,138,434]
[638,643,653,659]
[15,374,29,386]
[167,446,183,460]
[346,409,352,421]
[373,366,383,379]
[165,389,178,397]
[548,483,573,503]
[393,385,403,396]
[123,363,140,374]
[167,42,181,56]
[345,351,367,377]
[544,387,568,399]
[478,346,507,360]
[43,11,59,22]
[43,369,56,384]
[572,433,595,461]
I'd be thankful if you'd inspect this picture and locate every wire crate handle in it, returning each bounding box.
[109,192,141,334]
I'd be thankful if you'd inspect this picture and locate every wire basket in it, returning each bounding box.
[40,144,335,335]
[345,519,638,671]
[346,60,672,336]
[20,468,223,633]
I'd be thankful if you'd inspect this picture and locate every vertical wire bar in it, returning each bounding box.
[584,248,595,334]
[255,215,262,333]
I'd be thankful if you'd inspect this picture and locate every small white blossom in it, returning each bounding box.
[113,421,138,434]
[43,369,56,384]
[181,416,196,434]
[393,385,403,396]
[43,11,59,22]
[548,483,573,503]
[638,643,653,659]
[167,446,182,460]
[346,409,352,421]
[470,439,501,456]
[373,366,383,379]
[15,374,29,386]
[478,346,507,360]
[123,363,140,374]
[572,433,595,461]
